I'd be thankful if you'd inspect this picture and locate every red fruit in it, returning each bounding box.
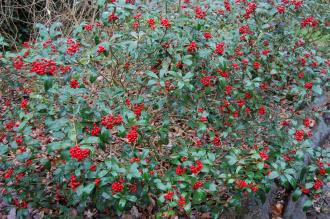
[301,16,319,28]
[294,130,304,141]
[239,25,250,34]
[133,103,144,116]
[259,151,268,160]
[70,145,90,161]
[200,75,213,86]
[91,123,100,136]
[112,181,124,193]
[147,18,156,29]
[84,24,93,31]
[193,180,203,190]
[305,82,313,89]
[302,188,310,194]
[187,41,198,53]
[178,196,186,208]
[249,182,258,192]
[204,32,212,40]
[217,69,229,78]
[4,168,14,179]
[164,191,174,200]
[258,105,266,115]
[225,85,233,95]
[97,46,106,53]
[304,118,312,127]
[277,5,286,13]
[212,134,221,146]
[127,126,138,143]
[108,12,118,22]
[214,42,225,55]
[236,179,247,189]
[176,166,186,176]
[160,18,171,28]
[298,72,305,78]
[181,156,188,162]
[69,175,80,191]
[94,178,101,186]
[21,99,28,109]
[70,79,79,89]
[200,116,208,122]
[190,160,203,174]
[90,165,97,171]
[253,61,261,70]
[319,168,326,175]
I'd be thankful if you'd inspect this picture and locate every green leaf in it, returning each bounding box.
[292,189,302,202]
[184,202,191,212]
[182,58,192,66]
[128,162,141,179]
[49,22,62,38]
[312,85,322,95]
[269,171,280,179]
[155,182,167,191]
[303,199,313,211]
[0,144,8,155]
[207,183,217,192]
[197,122,207,137]
[258,189,266,204]
[178,81,185,89]
[208,153,216,162]
[145,70,159,79]
[102,192,111,199]
[35,23,48,39]
[285,174,297,188]
[192,190,206,204]
[99,127,110,143]
[305,182,314,189]
[147,79,157,86]
[76,183,95,197]
[184,72,194,79]
[98,170,108,177]
[126,195,137,202]
[284,168,296,176]
[118,199,127,211]
[44,78,53,91]
[226,155,237,166]
[257,162,264,170]
[80,137,100,145]
[47,141,72,151]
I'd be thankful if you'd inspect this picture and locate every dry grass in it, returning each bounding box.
[0,0,99,48]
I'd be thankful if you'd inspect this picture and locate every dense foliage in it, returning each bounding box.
[0,0,329,218]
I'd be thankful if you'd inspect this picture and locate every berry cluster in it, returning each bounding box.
[111,181,124,193]
[69,175,80,191]
[175,166,186,176]
[133,103,144,116]
[70,79,79,88]
[164,191,174,200]
[127,126,138,143]
[101,114,122,129]
[91,123,100,136]
[193,180,203,190]
[13,57,24,70]
[70,145,90,161]
[294,129,305,141]
[301,16,319,28]
[190,160,203,174]
[214,42,225,55]
[30,59,57,75]
[66,39,80,55]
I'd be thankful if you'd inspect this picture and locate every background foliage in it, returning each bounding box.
[0,0,329,218]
